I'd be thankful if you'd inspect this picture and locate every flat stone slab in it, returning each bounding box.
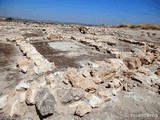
[48,41,83,52]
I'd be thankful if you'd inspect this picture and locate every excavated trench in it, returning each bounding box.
[32,40,115,69]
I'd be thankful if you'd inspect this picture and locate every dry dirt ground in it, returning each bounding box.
[0,21,160,120]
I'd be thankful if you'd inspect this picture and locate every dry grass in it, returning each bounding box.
[112,24,160,30]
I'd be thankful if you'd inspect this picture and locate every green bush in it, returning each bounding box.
[5,17,14,22]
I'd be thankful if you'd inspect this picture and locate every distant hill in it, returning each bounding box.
[0,16,96,26]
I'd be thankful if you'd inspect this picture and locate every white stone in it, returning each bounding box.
[89,62,99,68]
[19,92,26,103]
[112,89,118,96]
[50,83,56,89]
[148,73,159,83]
[54,71,63,78]
[79,68,91,77]
[9,99,26,117]
[76,102,92,116]
[108,79,122,88]
[26,88,38,105]
[46,73,55,83]
[20,65,29,73]
[88,95,103,108]
[33,66,41,75]
[0,95,8,109]
[97,90,112,101]
[15,81,30,91]
[37,81,46,88]
[106,59,128,71]
[9,100,18,117]
[138,67,151,75]
[17,58,31,73]
[68,101,84,108]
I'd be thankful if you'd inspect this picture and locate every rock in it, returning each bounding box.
[37,80,46,88]
[88,95,103,108]
[118,52,133,60]
[54,71,67,84]
[138,67,151,75]
[65,70,97,92]
[82,71,91,78]
[19,92,26,103]
[47,33,62,40]
[15,81,30,91]
[0,95,8,109]
[107,79,122,88]
[26,88,38,105]
[54,71,64,79]
[68,101,84,108]
[79,26,88,34]
[9,99,26,117]
[107,40,116,46]
[105,58,128,72]
[45,73,55,84]
[33,58,55,74]
[131,48,145,56]
[134,58,142,68]
[22,117,33,120]
[17,58,32,73]
[123,57,141,69]
[131,73,159,86]
[45,74,57,88]
[139,53,155,65]
[35,89,56,116]
[75,102,92,116]
[112,88,122,96]
[88,61,99,68]
[89,65,104,77]
[92,76,103,84]
[132,73,150,85]
[50,83,56,89]
[71,36,76,40]
[155,69,160,76]
[16,35,24,43]
[20,65,29,73]
[99,67,116,79]
[57,88,84,104]
[33,66,41,75]
[93,60,126,81]
[7,89,16,98]
[146,53,155,63]
[147,73,159,84]
[107,48,120,55]
[79,67,91,78]
[6,37,16,42]
[97,90,112,101]
[67,101,84,115]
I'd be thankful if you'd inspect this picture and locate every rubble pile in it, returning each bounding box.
[16,36,55,75]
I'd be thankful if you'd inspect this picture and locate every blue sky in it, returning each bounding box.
[0,0,160,25]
